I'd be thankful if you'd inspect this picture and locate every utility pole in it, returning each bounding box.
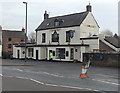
[23,2,27,63]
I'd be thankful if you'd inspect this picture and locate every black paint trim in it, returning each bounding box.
[80,37,98,40]
[15,44,89,47]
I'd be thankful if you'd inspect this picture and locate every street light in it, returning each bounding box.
[23,2,27,63]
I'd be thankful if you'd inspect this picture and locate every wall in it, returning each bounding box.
[2,37,25,53]
[80,12,99,38]
[33,47,41,60]
[13,46,25,59]
[83,53,120,67]
[37,26,81,45]
[82,38,99,52]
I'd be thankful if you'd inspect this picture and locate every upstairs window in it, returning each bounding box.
[8,44,12,48]
[66,31,70,42]
[42,33,46,43]
[66,30,75,42]
[8,38,12,41]
[52,31,59,42]
[21,39,24,42]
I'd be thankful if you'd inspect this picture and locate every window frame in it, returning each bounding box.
[42,33,46,43]
[66,31,70,42]
[52,32,59,42]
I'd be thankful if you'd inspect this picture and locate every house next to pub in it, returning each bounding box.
[13,4,100,62]
[2,28,27,58]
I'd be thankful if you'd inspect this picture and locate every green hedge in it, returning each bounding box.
[2,51,10,59]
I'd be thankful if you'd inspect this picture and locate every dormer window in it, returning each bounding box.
[54,18,60,27]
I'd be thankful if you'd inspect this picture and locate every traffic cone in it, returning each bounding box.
[80,66,86,78]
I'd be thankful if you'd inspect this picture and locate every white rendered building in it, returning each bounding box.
[13,4,100,62]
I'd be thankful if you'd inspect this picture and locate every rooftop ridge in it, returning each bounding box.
[48,11,88,19]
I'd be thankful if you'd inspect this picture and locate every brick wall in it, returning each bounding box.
[83,53,120,67]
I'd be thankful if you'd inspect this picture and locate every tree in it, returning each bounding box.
[28,32,36,43]
[101,29,113,36]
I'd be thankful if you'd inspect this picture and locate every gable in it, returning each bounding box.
[36,12,89,31]
[81,12,99,28]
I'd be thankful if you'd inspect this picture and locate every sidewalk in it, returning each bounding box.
[1,59,33,66]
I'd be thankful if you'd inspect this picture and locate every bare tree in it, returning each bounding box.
[28,32,36,43]
[101,29,113,36]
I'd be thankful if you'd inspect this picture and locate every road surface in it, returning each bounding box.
[1,59,119,92]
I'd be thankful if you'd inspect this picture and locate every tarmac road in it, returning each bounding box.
[1,59,119,92]
[2,76,88,91]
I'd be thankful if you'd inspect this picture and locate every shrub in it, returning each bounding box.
[2,51,10,59]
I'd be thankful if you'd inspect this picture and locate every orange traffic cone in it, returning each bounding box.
[80,66,86,78]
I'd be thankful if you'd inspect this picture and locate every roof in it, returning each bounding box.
[36,11,89,31]
[2,30,26,39]
[104,34,120,48]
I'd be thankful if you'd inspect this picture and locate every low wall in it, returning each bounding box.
[83,53,120,67]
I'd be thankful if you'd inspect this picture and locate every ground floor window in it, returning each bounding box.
[56,48,65,59]
[28,48,34,57]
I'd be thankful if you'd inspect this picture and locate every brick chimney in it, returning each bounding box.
[44,11,49,20]
[86,3,92,12]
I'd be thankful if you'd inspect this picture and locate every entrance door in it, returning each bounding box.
[70,48,74,60]
[17,50,20,59]
[36,50,39,60]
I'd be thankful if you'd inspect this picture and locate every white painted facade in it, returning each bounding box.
[13,45,25,59]
[13,9,100,62]
[37,13,99,45]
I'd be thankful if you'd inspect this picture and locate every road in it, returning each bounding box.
[1,59,119,92]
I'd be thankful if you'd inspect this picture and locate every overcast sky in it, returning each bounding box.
[0,0,119,35]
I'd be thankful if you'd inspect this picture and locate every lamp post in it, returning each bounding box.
[23,2,27,63]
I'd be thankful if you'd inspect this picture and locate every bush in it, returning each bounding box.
[2,51,10,59]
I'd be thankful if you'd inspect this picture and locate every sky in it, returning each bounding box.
[0,0,119,35]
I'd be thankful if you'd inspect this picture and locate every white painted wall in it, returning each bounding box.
[81,39,99,52]
[37,26,81,45]
[80,12,99,38]
[13,46,25,59]
[13,45,17,58]
[0,45,2,57]
[40,47,47,59]
[33,47,40,60]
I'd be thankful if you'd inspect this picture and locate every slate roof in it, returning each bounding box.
[104,34,120,48]
[36,11,89,31]
[2,30,26,39]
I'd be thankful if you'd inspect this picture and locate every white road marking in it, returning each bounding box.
[45,83,59,87]
[30,78,44,85]
[2,75,101,92]
[15,69,23,72]
[59,85,84,90]
[42,71,64,78]
[92,78,119,86]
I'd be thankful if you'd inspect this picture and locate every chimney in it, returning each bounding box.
[44,11,49,20]
[22,27,25,32]
[86,3,92,12]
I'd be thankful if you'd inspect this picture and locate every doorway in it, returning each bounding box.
[36,50,39,60]
[17,50,20,59]
[70,48,74,60]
